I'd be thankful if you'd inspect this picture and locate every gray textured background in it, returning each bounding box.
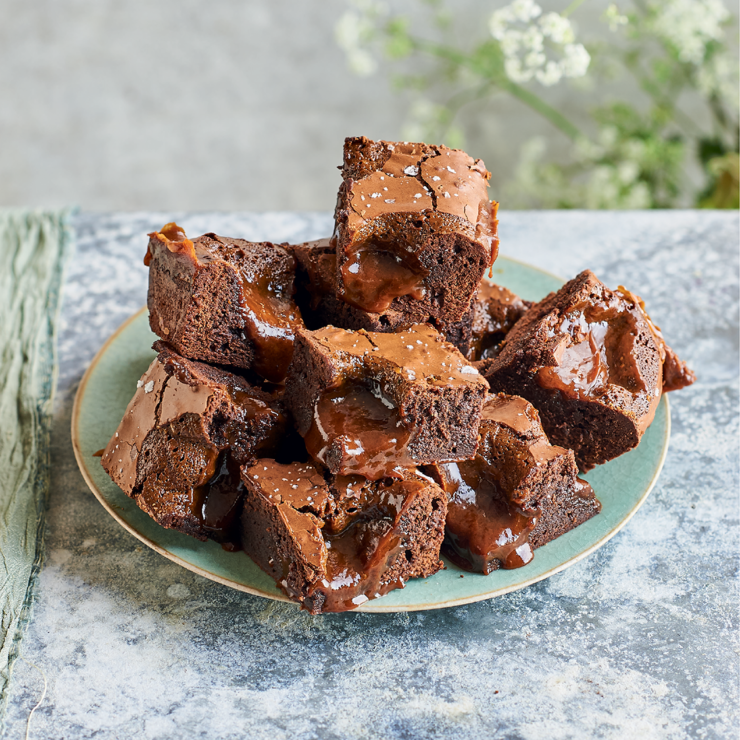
[2,210,738,739]
[4,0,735,212]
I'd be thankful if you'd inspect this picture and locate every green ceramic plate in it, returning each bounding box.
[72,256,670,613]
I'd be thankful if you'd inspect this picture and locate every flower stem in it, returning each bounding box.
[563,0,589,18]
[502,81,584,140]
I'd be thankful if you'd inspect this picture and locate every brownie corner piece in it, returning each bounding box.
[430,393,600,574]
[284,324,489,480]
[145,224,303,382]
[240,460,447,613]
[333,137,499,324]
[481,270,683,470]
[101,345,288,543]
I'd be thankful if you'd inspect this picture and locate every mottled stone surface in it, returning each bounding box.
[3,212,738,740]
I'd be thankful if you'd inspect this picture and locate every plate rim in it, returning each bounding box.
[71,260,671,614]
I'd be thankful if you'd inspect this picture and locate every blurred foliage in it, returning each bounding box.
[335,0,739,209]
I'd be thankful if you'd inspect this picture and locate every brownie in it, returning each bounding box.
[480,270,695,471]
[284,324,490,480]
[101,342,290,543]
[240,460,447,613]
[145,223,304,383]
[288,238,464,343]
[444,282,531,361]
[429,393,600,573]
[333,137,499,324]
[288,238,413,333]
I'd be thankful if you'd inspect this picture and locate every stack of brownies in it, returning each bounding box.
[101,137,695,613]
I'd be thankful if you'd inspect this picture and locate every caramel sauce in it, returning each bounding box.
[235,269,301,384]
[192,451,245,546]
[192,243,301,384]
[341,246,428,314]
[145,222,194,266]
[303,381,414,481]
[437,461,538,573]
[537,300,646,400]
[303,479,417,613]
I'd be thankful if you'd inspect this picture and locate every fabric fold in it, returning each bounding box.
[0,209,72,713]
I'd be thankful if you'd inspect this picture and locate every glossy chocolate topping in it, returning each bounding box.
[303,381,414,481]
[307,324,487,389]
[102,358,211,494]
[536,289,661,435]
[435,460,538,572]
[194,452,246,546]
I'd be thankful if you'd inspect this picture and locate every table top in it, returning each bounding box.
[4,211,738,740]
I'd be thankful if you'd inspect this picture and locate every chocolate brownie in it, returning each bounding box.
[101,342,290,543]
[288,238,413,333]
[240,460,446,613]
[288,238,466,346]
[429,393,600,573]
[333,137,499,323]
[480,270,694,471]
[145,223,304,383]
[444,282,531,361]
[285,324,489,480]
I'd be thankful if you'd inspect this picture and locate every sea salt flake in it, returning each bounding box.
[414,193,422,199]
[371,192,382,198]
[444,192,451,198]
[384,199,396,204]
[432,176,441,181]
[143,381,154,393]
[446,166,456,173]
[461,365,478,375]
[403,165,419,176]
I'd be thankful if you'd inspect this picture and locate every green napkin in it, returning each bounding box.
[0,210,72,711]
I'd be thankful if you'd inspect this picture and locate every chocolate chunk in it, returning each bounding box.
[101,342,289,542]
[285,324,489,480]
[240,460,447,613]
[333,137,499,323]
[429,393,600,573]
[480,270,694,471]
[145,223,304,383]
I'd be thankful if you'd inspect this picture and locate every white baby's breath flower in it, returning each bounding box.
[505,57,534,83]
[335,11,364,51]
[539,12,574,45]
[598,126,619,148]
[489,8,514,40]
[525,50,546,71]
[536,60,563,86]
[652,0,729,65]
[522,26,544,52]
[617,160,640,185]
[510,0,542,23]
[347,48,378,76]
[561,44,590,77]
[499,29,523,57]
[489,1,589,86]
[697,52,740,112]
[604,4,629,32]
